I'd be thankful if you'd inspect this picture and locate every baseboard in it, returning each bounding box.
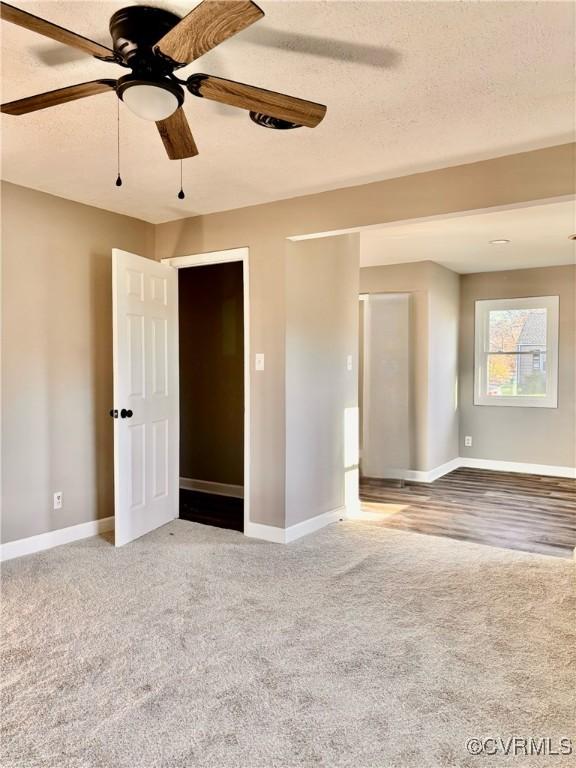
[245,506,344,545]
[285,506,345,543]
[458,457,576,479]
[0,516,115,562]
[426,458,463,482]
[4,457,572,561]
[364,458,461,484]
[364,456,575,483]
[244,521,286,544]
[180,477,244,498]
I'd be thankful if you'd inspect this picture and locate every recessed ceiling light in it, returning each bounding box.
[489,239,510,245]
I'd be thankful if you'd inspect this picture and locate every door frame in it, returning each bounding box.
[161,247,251,534]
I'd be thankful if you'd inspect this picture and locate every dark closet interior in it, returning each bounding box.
[178,261,244,531]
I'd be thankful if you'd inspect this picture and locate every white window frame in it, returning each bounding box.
[474,295,559,408]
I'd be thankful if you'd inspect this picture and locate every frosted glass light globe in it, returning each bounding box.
[122,84,179,121]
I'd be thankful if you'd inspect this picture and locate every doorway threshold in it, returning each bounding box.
[179,489,244,532]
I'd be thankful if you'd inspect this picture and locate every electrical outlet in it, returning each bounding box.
[53,491,63,510]
[464,436,472,448]
[255,353,265,371]
[347,355,353,371]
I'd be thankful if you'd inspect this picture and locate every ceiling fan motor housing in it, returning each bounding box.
[249,112,302,129]
[110,6,182,75]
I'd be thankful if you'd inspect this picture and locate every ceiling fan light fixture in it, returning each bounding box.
[117,76,183,121]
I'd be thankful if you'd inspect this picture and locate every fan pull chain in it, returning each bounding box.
[115,98,122,187]
[178,160,185,199]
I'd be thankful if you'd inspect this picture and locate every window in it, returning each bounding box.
[474,296,559,408]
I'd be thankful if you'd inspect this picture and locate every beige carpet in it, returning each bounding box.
[1,519,574,768]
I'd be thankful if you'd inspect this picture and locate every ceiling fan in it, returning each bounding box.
[0,1,327,160]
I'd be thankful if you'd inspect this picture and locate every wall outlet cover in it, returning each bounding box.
[464,436,473,447]
[53,491,63,510]
[255,353,265,371]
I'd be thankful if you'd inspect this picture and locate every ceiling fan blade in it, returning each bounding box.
[0,2,116,59]
[187,74,327,128]
[155,0,264,65]
[1,80,117,115]
[156,108,199,160]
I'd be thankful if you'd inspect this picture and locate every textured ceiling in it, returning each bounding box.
[359,200,576,274]
[1,1,574,223]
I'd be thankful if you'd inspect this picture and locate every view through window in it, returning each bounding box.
[475,296,559,408]
[487,307,547,397]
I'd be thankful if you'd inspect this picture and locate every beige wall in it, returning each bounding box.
[155,144,572,522]
[285,235,359,526]
[2,144,573,542]
[428,263,460,469]
[179,262,244,486]
[359,261,459,471]
[1,182,154,543]
[459,265,576,468]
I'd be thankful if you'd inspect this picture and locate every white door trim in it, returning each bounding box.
[161,248,251,535]
[164,249,248,268]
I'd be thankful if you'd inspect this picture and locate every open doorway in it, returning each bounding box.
[112,247,250,547]
[178,260,245,532]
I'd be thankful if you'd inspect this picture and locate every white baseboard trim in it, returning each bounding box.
[244,521,286,544]
[0,516,115,562]
[365,458,461,484]
[4,456,572,561]
[458,457,576,479]
[285,506,345,543]
[365,456,575,484]
[425,458,463,482]
[180,477,244,498]
[245,506,344,545]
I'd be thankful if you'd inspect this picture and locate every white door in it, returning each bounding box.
[112,249,179,546]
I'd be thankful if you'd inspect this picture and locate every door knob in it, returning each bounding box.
[109,409,118,418]
[120,409,133,419]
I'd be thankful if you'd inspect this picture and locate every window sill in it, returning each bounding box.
[474,396,558,409]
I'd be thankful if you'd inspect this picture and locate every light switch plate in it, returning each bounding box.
[255,353,265,371]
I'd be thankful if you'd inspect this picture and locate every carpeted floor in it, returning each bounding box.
[1,519,574,768]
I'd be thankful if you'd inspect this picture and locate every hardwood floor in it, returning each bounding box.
[359,468,576,558]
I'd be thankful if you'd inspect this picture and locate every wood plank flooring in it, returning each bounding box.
[359,468,576,558]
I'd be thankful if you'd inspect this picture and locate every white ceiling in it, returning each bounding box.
[359,200,576,273]
[1,1,575,223]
